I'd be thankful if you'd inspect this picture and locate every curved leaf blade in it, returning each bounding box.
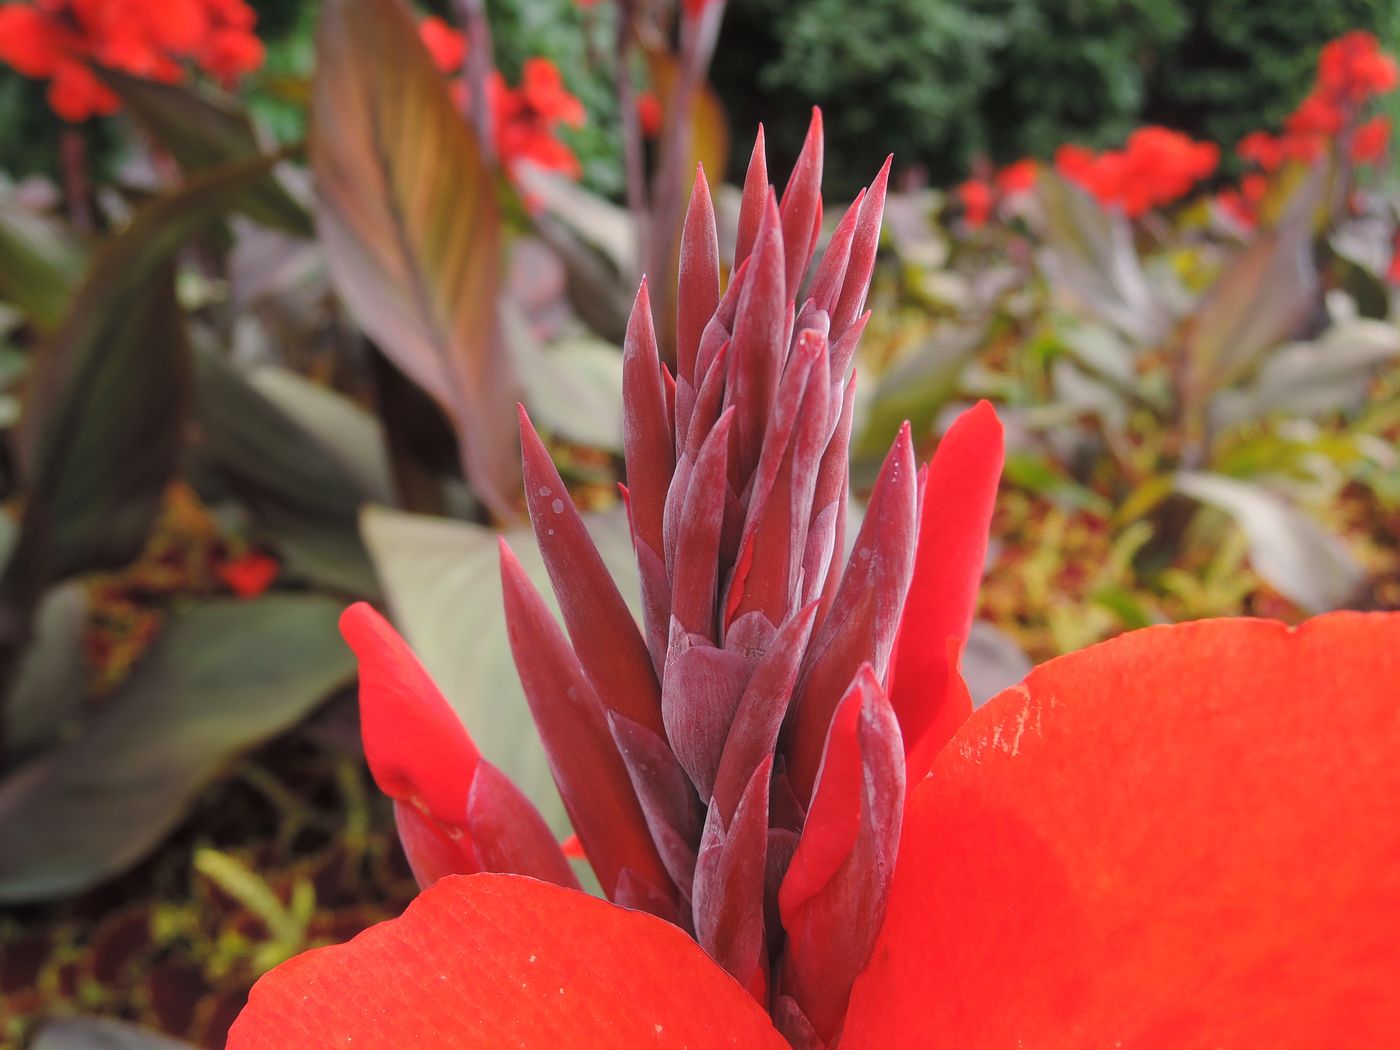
[101,69,313,236]
[311,0,519,518]
[0,595,355,903]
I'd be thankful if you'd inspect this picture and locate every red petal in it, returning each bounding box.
[500,542,674,902]
[622,278,675,666]
[340,603,480,820]
[229,874,788,1048]
[678,164,720,391]
[711,602,819,824]
[726,190,787,489]
[392,798,477,887]
[778,108,824,295]
[465,761,579,890]
[831,156,891,342]
[779,667,904,1042]
[887,400,1003,782]
[806,188,864,317]
[519,407,665,739]
[785,424,918,802]
[693,756,773,988]
[734,125,768,268]
[843,613,1400,1048]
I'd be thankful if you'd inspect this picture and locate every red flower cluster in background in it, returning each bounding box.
[1219,31,1395,228]
[957,157,1037,229]
[418,16,585,181]
[0,0,263,121]
[1054,126,1219,218]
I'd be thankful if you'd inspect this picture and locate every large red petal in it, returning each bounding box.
[886,399,1003,784]
[228,874,787,1048]
[843,613,1400,1048]
[340,602,480,819]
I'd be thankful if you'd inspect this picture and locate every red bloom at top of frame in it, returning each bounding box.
[0,0,263,121]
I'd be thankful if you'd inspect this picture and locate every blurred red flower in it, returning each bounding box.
[1349,115,1391,165]
[1054,127,1217,217]
[418,14,465,73]
[416,18,586,182]
[994,157,1037,196]
[957,177,994,228]
[216,552,280,599]
[0,0,263,121]
[637,89,662,139]
[1222,32,1395,230]
[1319,29,1399,104]
[957,158,1036,229]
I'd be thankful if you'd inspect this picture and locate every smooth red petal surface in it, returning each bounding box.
[843,614,1400,1049]
[229,874,788,1049]
[887,400,1003,770]
[340,602,479,819]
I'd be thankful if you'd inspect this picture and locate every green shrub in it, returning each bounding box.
[714,0,1394,195]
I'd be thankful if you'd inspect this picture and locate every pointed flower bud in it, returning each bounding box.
[501,113,1005,1044]
[334,111,1004,1044]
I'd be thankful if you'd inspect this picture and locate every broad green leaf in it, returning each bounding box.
[1175,471,1362,614]
[505,304,625,453]
[101,69,313,236]
[3,581,87,765]
[311,0,519,519]
[24,264,186,582]
[0,194,84,331]
[1035,172,1169,345]
[16,155,288,584]
[192,345,385,596]
[247,366,396,506]
[1211,319,1400,429]
[359,504,641,832]
[31,1018,197,1050]
[0,595,354,903]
